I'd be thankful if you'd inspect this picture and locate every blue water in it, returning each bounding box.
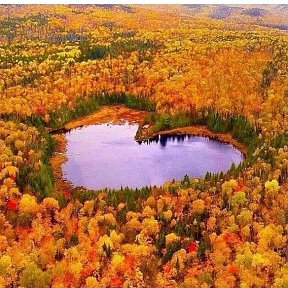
[62,122,243,189]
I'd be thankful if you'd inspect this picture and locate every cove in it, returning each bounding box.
[62,122,244,189]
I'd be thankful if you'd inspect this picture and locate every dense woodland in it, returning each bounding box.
[0,4,288,287]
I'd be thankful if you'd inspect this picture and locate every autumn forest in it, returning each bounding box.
[0,4,288,288]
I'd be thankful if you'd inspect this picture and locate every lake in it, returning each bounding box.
[62,122,243,189]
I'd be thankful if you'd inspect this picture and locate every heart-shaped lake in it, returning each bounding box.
[62,122,243,189]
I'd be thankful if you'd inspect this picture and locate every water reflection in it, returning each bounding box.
[138,134,189,147]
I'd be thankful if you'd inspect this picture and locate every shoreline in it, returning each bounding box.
[48,105,147,134]
[50,105,147,193]
[140,125,247,156]
[49,133,72,193]
[50,106,247,194]
[49,105,247,155]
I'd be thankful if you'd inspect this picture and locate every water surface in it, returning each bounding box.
[62,122,243,189]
